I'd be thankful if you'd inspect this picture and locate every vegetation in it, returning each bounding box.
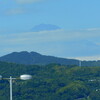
[0,51,79,65]
[0,61,100,100]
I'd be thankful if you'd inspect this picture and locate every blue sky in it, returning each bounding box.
[0,0,100,60]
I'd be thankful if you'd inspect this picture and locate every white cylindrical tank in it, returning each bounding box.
[20,74,32,80]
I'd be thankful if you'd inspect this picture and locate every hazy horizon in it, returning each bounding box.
[0,0,100,60]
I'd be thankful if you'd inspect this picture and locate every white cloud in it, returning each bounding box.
[70,55,100,61]
[0,28,100,46]
[85,28,100,31]
[6,9,26,15]
[0,28,100,59]
[15,0,43,4]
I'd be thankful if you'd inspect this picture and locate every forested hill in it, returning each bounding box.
[0,62,100,100]
[0,51,79,65]
[0,51,100,66]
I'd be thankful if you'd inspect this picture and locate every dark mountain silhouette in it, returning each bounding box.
[0,51,79,65]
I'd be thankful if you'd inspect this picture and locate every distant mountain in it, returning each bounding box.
[31,24,61,32]
[0,51,79,65]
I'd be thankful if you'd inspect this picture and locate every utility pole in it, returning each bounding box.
[0,74,32,100]
[79,60,82,67]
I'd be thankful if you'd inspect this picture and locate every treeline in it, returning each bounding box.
[0,61,100,100]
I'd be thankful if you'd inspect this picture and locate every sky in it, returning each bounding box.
[0,0,100,60]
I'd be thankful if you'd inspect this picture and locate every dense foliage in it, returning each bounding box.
[0,61,100,100]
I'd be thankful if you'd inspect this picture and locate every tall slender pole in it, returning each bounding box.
[10,76,13,100]
[0,74,32,100]
[79,60,81,67]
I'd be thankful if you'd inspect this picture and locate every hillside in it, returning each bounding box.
[0,51,79,65]
[1,51,100,66]
[0,62,99,100]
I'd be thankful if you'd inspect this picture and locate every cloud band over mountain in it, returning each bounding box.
[15,0,43,4]
[0,25,100,60]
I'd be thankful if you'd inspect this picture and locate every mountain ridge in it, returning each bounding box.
[0,51,79,65]
[1,51,100,66]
